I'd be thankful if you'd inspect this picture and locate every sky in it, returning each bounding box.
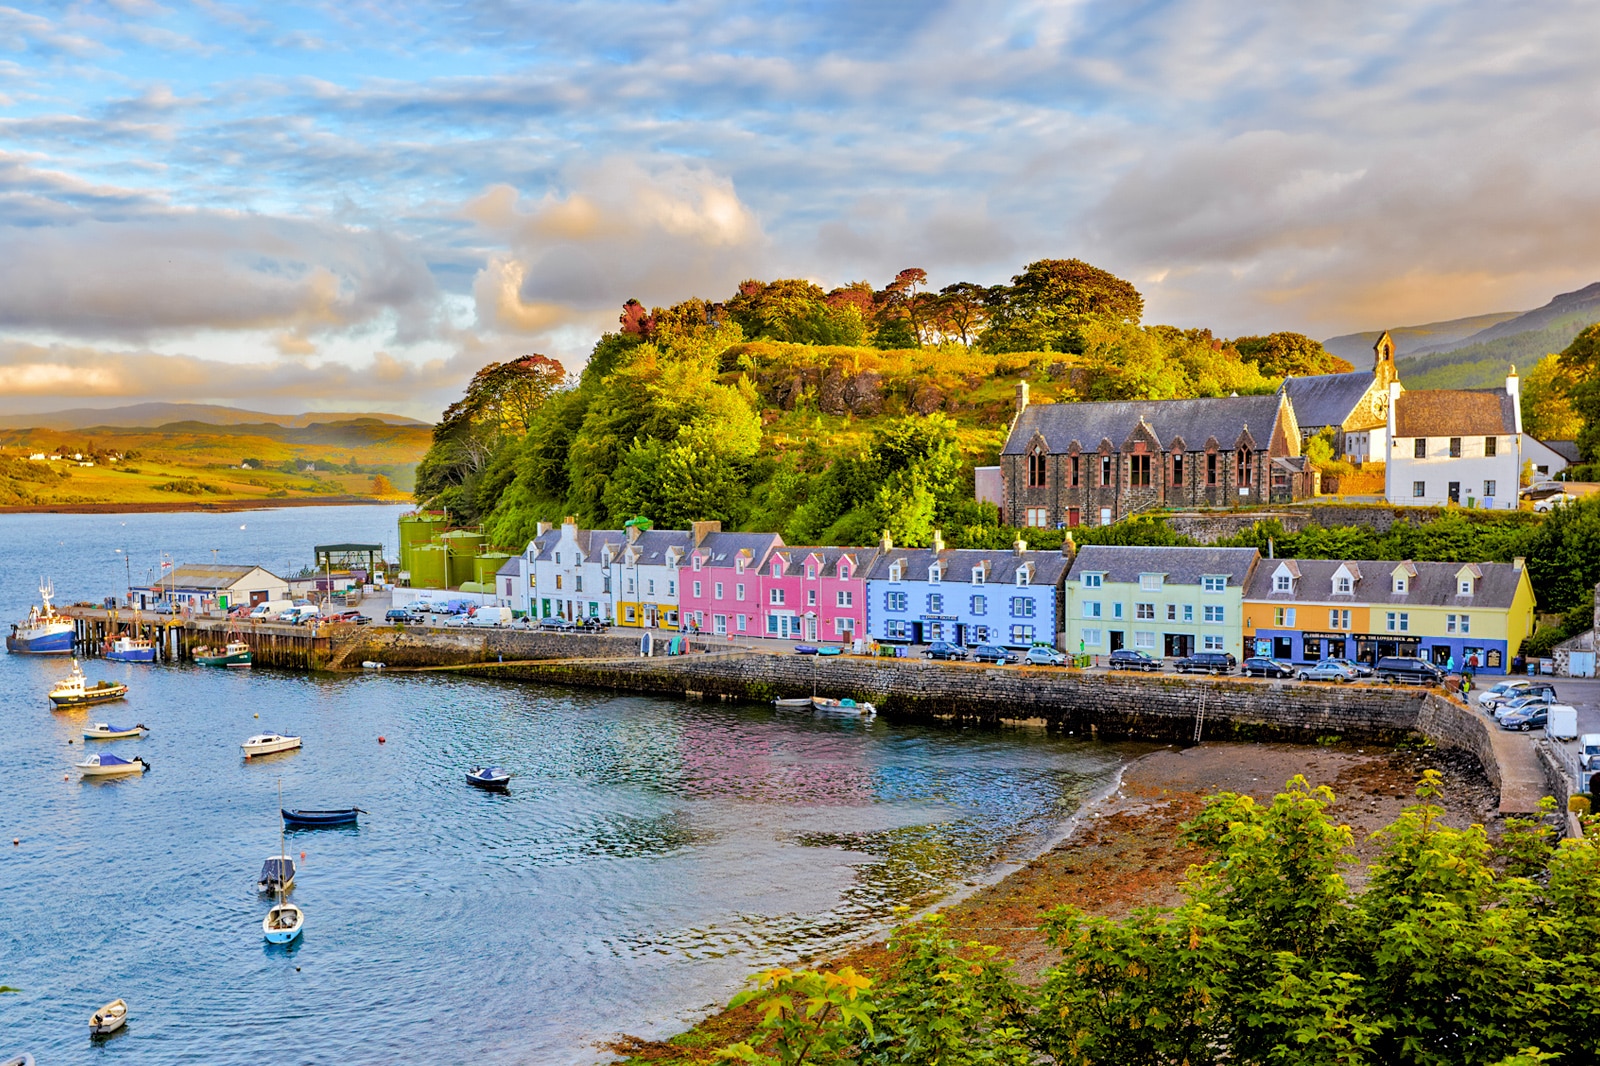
[2,0,1599,421]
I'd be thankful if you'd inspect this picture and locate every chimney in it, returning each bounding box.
[1015,380,1029,413]
[627,523,641,544]
[536,521,553,536]
[1268,537,1275,559]
[1014,537,1027,557]
[1513,556,1524,571]
[931,529,945,553]
[1506,365,1522,434]
[880,529,893,552]
[1061,531,1075,558]
[691,520,721,546]
[562,516,578,536]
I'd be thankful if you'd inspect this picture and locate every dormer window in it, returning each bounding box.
[1394,577,1408,594]
[972,566,985,585]
[772,561,782,578]
[889,563,903,583]
[736,558,746,574]
[1273,574,1292,593]
[1016,567,1031,587]
[1459,579,1473,595]
[839,562,850,580]
[806,565,815,580]
[929,564,942,583]
[1335,576,1352,594]
[692,556,702,572]
[1082,573,1102,588]
[1139,573,1162,591]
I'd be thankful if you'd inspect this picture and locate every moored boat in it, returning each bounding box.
[48,662,128,708]
[811,696,876,717]
[3,1052,37,1065]
[242,733,301,758]
[104,634,155,663]
[773,697,814,708]
[281,807,361,828]
[6,581,74,656]
[264,781,306,944]
[88,999,127,1037]
[465,766,511,791]
[194,641,252,667]
[77,753,149,777]
[258,854,296,893]
[83,722,148,740]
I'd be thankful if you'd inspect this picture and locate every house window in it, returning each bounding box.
[713,614,727,634]
[1081,628,1102,647]
[806,565,815,580]
[836,590,853,607]
[1460,614,1470,633]
[1011,597,1036,618]
[1016,568,1031,586]
[1113,602,1124,619]
[1011,624,1036,644]
[1136,602,1155,620]
[836,617,855,634]
[1484,480,1496,497]
[1071,455,1080,487]
[886,591,908,611]
[1273,607,1296,626]
[1386,612,1410,632]
[771,588,786,605]
[1167,604,1178,621]
[889,563,903,582]
[1459,579,1473,595]
[1449,437,1462,458]
[772,562,783,578]
[1183,605,1194,622]
[927,593,944,613]
[714,582,724,600]
[647,579,655,596]
[736,583,746,601]
[1172,453,1184,485]
[554,552,561,564]
[693,581,702,598]
[1083,601,1102,619]
[1203,635,1226,651]
[1101,454,1112,485]
[766,616,778,635]
[807,590,816,606]
[971,567,985,585]
[1335,575,1352,594]
[1414,439,1426,458]
[1447,614,1458,634]
[1203,605,1225,623]
[624,606,636,623]
[692,557,702,572]
[1207,453,1218,485]
[1202,576,1226,593]
[1237,450,1251,487]
[1485,436,1497,457]
[1082,573,1102,588]
[1274,574,1292,592]
[1413,481,1426,498]
[1131,454,1151,487]
[885,619,911,639]
[929,565,942,583]
[668,580,676,597]
[1394,577,1407,593]
[1025,507,1048,528]
[555,575,563,590]
[1028,451,1048,488]
[737,614,747,631]
[971,595,987,614]
[1140,573,1162,591]
[1134,631,1156,649]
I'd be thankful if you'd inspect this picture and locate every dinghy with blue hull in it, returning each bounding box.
[466,766,512,792]
[281,808,361,828]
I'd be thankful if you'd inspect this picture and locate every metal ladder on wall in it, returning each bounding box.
[1193,687,1206,744]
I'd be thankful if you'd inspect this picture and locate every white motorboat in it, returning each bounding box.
[83,722,148,740]
[76,753,149,777]
[263,780,305,944]
[811,696,876,717]
[89,998,127,1036]
[242,733,301,758]
[2,1053,37,1066]
[773,697,814,708]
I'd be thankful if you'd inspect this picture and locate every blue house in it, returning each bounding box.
[863,532,1071,648]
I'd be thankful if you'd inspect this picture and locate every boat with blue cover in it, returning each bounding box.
[76,753,149,778]
[281,808,361,828]
[466,766,511,792]
[104,633,155,663]
[84,722,148,740]
[7,581,74,655]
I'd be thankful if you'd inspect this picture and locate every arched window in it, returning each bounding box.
[1027,450,1047,488]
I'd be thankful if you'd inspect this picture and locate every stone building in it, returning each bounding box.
[1278,330,1400,463]
[999,384,1306,529]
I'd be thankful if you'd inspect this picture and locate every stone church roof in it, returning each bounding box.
[1002,394,1288,456]
[1279,371,1377,430]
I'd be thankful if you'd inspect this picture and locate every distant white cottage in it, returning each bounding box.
[1384,369,1523,509]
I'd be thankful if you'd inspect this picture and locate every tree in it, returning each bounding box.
[878,268,930,346]
[1556,326,1600,460]
[1520,353,1582,441]
[934,282,989,348]
[981,258,1144,353]
[369,474,396,496]
[1232,332,1353,377]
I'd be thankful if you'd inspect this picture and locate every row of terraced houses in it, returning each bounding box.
[492,519,1537,674]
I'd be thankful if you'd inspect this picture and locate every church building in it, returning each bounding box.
[1277,331,1401,463]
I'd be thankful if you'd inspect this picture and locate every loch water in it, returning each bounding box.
[0,505,1143,1064]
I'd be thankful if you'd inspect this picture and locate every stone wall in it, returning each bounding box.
[326,626,719,669]
[1416,691,1502,791]
[1164,510,1313,543]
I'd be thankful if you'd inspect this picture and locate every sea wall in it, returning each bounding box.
[325,626,721,669]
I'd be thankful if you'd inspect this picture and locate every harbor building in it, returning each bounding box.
[133,563,290,613]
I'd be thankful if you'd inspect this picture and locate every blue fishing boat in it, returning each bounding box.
[104,633,155,663]
[281,808,361,828]
[6,581,74,655]
[466,766,511,792]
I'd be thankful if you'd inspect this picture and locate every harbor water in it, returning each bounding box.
[0,506,1144,1063]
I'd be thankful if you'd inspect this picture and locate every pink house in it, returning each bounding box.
[757,546,878,644]
[678,523,783,638]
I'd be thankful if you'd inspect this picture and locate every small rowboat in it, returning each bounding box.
[242,733,301,758]
[812,696,876,717]
[3,1053,37,1065]
[816,645,844,656]
[263,900,304,944]
[77,753,149,777]
[89,998,127,1036]
[773,697,814,708]
[258,854,296,893]
[466,766,511,792]
[282,807,361,828]
[48,662,128,708]
[84,722,148,740]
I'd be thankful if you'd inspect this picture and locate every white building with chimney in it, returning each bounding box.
[1384,369,1523,509]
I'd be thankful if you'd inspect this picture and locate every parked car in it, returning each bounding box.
[1493,692,1555,721]
[1535,492,1579,512]
[1241,656,1294,679]
[1499,702,1551,732]
[1174,651,1236,675]
[1298,660,1358,683]
[1321,657,1374,678]
[1023,646,1068,666]
[384,608,412,624]
[922,641,969,661]
[1374,656,1444,685]
[539,617,577,631]
[1476,679,1532,708]
[1579,733,1600,772]
[1107,648,1160,672]
[970,644,1013,664]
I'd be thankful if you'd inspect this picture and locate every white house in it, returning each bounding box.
[530,518,625,623]
[1523,436,1577,481]
[1385,371,1522,509]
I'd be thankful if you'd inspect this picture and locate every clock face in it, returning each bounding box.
[1375,393,1388,416]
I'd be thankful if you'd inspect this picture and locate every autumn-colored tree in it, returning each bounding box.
[1557,324,1600,460]
[1520,352,1582,441]
[369,474,396,496]
[933,282,989,347]
[1232,332,1353,377]
[981,258,1144,353]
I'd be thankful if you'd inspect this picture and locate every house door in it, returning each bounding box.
[1273,637,1293,660]
[1448,482,1460,503]
[1164,633,1192,658]
[1109,630,1124,652]
[645,605,658,628]
[1571,652,1596,678]
[805,615,817,641]
[1067,508,1080,527]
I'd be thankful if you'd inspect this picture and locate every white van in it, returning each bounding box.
[283,604,322,626]
[250,599,293,620]
[466,606,513,627]
[1578,733,1600,771]
[1545,705,1579,742]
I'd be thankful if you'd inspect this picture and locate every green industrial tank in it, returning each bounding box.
[457,581,491,594]
[474,552,513,586]
[408,544,448,589]
[441,530,485,587]
[398,511,450,557]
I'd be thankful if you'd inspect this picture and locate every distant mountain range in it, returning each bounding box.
[0,402,428,431]
[1324,282,1600,390]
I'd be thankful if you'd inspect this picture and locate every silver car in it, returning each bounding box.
[1297,660,1358,683]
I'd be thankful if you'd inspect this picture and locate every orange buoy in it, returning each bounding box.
[378,736,386,744]
[12,838,18,846]
[300,851,306,860]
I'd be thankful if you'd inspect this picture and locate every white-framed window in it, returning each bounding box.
[714,582,724,600]
[1394,576,1407,593]
[1386,611,1410,632]
[1203,605,1224,623]
[693,581,702,598]
[807,589,817,606]
[835,617,855,634]
[1016,568,1031,586]
[766,615,779,635]
[575,576,584,593]
[713,614,727,635]
[1460,614,1470,633]
[1202,576,1226,593]
[1083,601,1102,618]
[971,594,987,615]
[1273,607,1296,626]
[1274,574,1292,592]
[927,593,944,613]
[1459,579,1473,595]
[772,561,783,578]
[1082,573,1103,588]
[1447,614,1458,634]
[1335,576,1352,594]
[806,565,816,580]
[769,588,785,605]
[1113,602,1124,619]
[1135,602,1155,619]
[885,619,911,639]
[1081,628,1102,647]
[1011,624,1035,644]
[736,583,746,601]
[1413,481,1426,498]
[692,556,702,572]
[737,614,747,631]
[1140,574,1162,591]
[554,552,561,564]
[886,591,908,611]
[972,567,985,585]
[1011,597,1035,617]
[1203,635,1225,651]
[889,563,903,582]
[624,606,636,623]
[836,590,853,607]
[667,580,676,597]
[1183,605,1194,623]
[647,579,655,596]
[970,625,990,643]
[929,564,942,583]
[1134,630,1156,649]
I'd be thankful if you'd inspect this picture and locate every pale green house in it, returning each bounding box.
[1064,545,1261,661]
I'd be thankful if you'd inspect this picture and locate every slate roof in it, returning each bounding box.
[1394,388,1517,437]
[864,547,1071,585]
[1545,440,1582,463]
[617,529,693,565]
[1245,558,1527,609]
[1279,371,1377,429]
[775,546,880,578]
[526,529,560,560]
[692,531,783,569]
[1003,394,1288,455]
[1066,545,1261,586]
[495,556,523,577]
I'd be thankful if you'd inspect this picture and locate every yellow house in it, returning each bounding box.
[1243,557,1535,673]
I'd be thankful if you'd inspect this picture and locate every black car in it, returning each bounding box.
[1174,651,1237,675]
[1107,648,1160,672]
[970,644,1013,664]
[922,641,969,661]
[383,608,411,623]
[1241,656,1295,678]
[539,617,578,631]
[1375,656,1444,685]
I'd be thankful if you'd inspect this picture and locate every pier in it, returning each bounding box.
[61,607,333,670]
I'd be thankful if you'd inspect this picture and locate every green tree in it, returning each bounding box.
[1232,332,1353,378]
[1557,324,1600,459]
[1520,353,1582,441]
[981,258,1144,353]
